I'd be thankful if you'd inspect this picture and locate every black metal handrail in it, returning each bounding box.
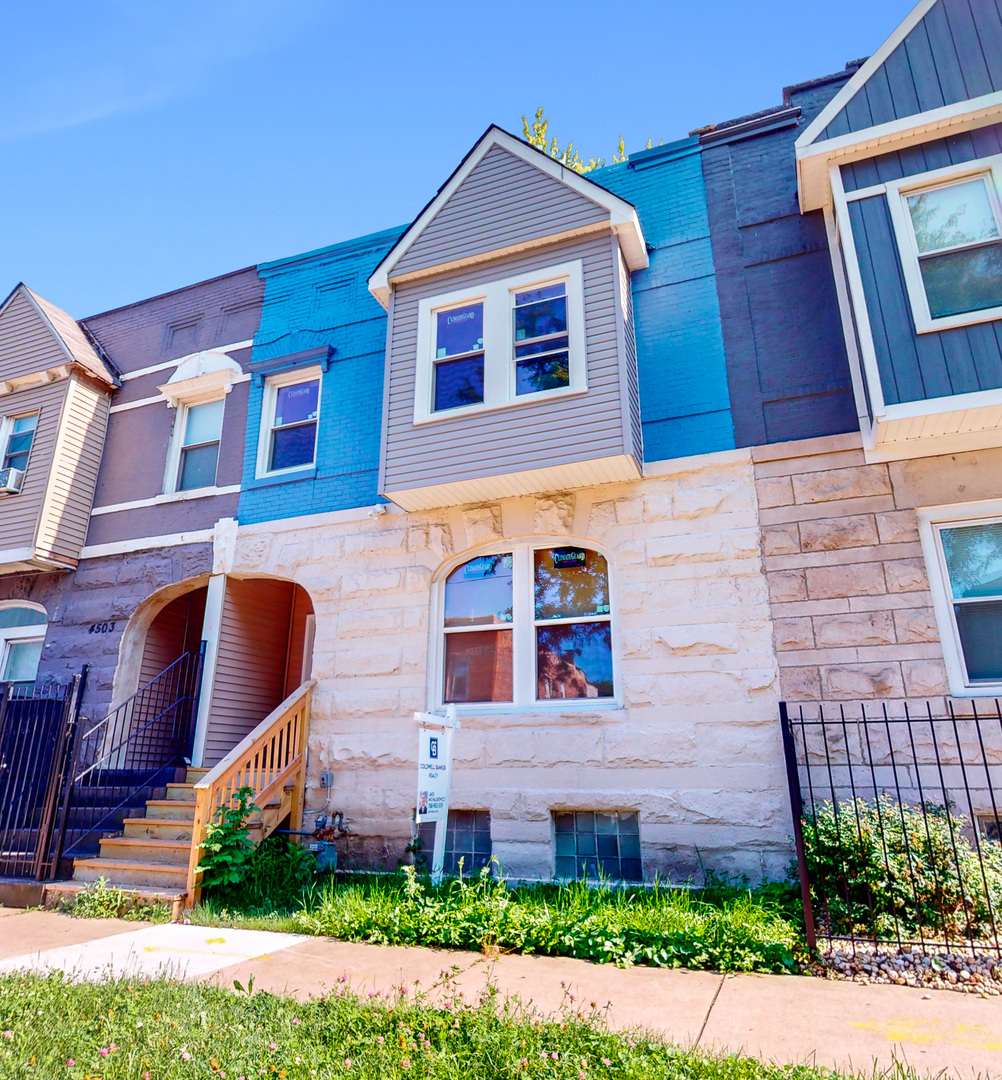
[56,646,205,863]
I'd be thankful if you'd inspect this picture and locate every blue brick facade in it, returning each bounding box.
[237,228,401,525]
[593,140,736,461]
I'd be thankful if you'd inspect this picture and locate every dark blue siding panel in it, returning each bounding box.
[821,0,1002,139]
[702,80,856,446]
[841,123,1002,190]
[849,193,1002,404]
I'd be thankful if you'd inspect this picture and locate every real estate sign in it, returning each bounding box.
[414,707,459,884]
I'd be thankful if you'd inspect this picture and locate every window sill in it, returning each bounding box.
[445,699,623,717]
[413,386,588,426]
[246,466,317,489]
[915,305,1002,334]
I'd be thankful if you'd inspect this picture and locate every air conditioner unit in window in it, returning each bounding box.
[0,467,24,494]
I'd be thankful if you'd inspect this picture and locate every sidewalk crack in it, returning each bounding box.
[694,974,726,1048]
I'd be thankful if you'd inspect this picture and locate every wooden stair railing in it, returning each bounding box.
[184,680,315,905]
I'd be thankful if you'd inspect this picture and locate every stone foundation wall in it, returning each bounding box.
[754,433,1002,709]
[0,542,211,720]
[232,449,791,883]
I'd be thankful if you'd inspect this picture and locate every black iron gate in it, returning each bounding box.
[781,699,1002,957]
[0,673,84,879]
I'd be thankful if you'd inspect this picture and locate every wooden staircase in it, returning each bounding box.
[56,681,314,910]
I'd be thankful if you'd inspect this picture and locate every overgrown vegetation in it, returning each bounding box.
[0,969,918,1080]
[802,796,1002,939]
[520,108,663,173]
[58,877,171,923]
[199,862,801,974]
[195,785,259,892]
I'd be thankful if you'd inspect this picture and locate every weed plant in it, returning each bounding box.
[59,878,172,923]
[0,968,919,1080]
[199,864,801,974]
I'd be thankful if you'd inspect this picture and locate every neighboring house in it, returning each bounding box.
[0,0,999,900]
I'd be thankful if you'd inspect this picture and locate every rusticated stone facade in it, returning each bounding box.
[755,433,1002,709]
[229,449,790,882]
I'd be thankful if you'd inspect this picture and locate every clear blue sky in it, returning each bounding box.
[0,0,909,318]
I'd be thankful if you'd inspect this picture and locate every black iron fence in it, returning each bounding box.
[781,699,1002,957]
[0,674,84,878]
[58,647,205,867]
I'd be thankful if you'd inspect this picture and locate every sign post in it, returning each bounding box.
[414,704,459,885]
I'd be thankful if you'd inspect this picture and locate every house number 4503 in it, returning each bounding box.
[88,622,117,634]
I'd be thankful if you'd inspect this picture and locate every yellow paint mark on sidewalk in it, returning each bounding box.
[851,1017,1002,1052]
[205,938,226,944]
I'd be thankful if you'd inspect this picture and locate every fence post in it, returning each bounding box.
[779,701,817,952]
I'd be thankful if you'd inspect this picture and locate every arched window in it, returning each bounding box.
[0,604,47,685]
[441,545,614,707]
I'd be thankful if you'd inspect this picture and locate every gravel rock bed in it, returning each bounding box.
[813,943,1002,995]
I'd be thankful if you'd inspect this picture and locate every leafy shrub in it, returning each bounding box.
[802,796,1002,939]
[207,834,318,911]
[196,786,259,892]
[59,877,171,922]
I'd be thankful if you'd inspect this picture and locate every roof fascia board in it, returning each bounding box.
[797,90,1002,210]
[796,0,938,150]
[367,126,646,308]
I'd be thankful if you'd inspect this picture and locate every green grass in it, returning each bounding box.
[192,865,803,975]
[0,969,916,1080]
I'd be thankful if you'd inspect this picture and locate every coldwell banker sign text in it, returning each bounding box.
[416,728,450,823]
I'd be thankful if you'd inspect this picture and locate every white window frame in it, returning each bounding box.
[413,260,587,424]
[163,397,226,495]
[255,365,323,479]
[918,499,1002,697]
[0,601,47,684]
[886,155,1002,334]
[431,538,620,713]
[0,411,39,477]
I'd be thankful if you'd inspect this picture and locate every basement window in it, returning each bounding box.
[553,810,642,881]
[418,810,492,874]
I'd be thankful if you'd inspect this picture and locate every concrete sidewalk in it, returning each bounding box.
[0,908,1000,1078]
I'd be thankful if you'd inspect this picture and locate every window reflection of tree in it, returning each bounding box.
[534,549,609,620]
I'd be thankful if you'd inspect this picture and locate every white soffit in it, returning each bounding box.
[367,126,648,309]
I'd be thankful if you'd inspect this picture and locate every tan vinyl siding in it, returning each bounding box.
[284,587,313,697]
[383,233,632,494]
[0,380,67,555]
[202,578,294,767]
[35,377,111,564]
[0,291,71,382]
[139,589,207,687]
[393,145,610,278]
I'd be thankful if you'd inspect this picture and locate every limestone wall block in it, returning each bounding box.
[876,509,920,544]
[756,475,794,508]
[450,729,486,767]
[674,484,754,519]
[768,569,808,603]
[820,662,905,699]
[344,530,408,557]
[338,608,407,638]
[792,464,891,505]
[603,725,699,768]
[761,523,800,557]
[780,665,822,701]
[893,607,939,644]
[400,644,425,675]
[311,537,346,563]
[337,649,402,678]
[619,627,653,660]
[317,734,411,769]
[588,499,618,531]
[403,567,432,593]
[611,538,646,568]
[677,787,786,829]
[341,570,402,597]
[773,617,814,650]
[491,841,552,880]
[806,562,885,599]
[533,494,575,534]
[330,686,400,717]
[884,557,929,593]
[799,514,878,552]
[901,658,949,697]
[484,729,604,769]
[461,504,502,546]
[814,610,895,648]
[647,527,760,566]
[654,622,744,655]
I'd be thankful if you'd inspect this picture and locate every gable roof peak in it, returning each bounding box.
[368,124,647,308]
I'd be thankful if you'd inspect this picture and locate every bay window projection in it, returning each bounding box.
[442,544,614,706]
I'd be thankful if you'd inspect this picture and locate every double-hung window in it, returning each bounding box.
[415,261,585,422]
[888,159,1002,332]
[922,509,1002,695]
[2,413,38,474]
[440,543,615,707]
[257,368,322,476]
[176,400,224,491]
[0,604,46,686]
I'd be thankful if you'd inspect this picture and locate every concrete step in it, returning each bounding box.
[98,837,191,867]
[122,817,194,842]
[165,783,196,803]
[72,858,188,890]
[45,880,186,911]
[144,800,196,821]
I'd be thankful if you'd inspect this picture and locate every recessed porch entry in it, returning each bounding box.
[139,576,315,768]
